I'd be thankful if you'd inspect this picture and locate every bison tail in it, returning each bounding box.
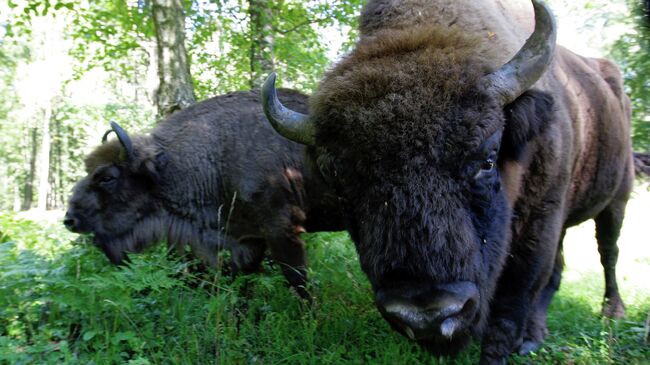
[634,152,650,178]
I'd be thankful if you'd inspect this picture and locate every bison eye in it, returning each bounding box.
[99,176,116,185]
[473,155,496,180]
[481,159,495,171]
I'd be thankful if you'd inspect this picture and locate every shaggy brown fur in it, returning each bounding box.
[312,26,500,161]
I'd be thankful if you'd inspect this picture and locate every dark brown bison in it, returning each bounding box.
[262,0,633,362]
[64,90,342,298]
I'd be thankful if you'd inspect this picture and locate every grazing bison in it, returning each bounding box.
[262,0,633,362]
[64,90,342,298]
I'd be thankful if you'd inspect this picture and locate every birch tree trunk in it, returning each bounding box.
[36,106,51,211]
[54,116,64,209]
[21,128,38,211]
[249,0,275,89]
[152,0,196,120]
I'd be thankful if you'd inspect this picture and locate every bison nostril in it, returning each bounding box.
[63,215,77,230]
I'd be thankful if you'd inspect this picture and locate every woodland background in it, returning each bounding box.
[0,0,366,211]
[0,0,649,212]
[0,1,649,364]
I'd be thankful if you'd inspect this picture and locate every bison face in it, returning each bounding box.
[64,122,166,264]
[316,101,511,354]
[262,0,555,355]
[317,87,551,355]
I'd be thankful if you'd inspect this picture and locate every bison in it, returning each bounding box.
[64,90,342,298]
[262,0,633,363]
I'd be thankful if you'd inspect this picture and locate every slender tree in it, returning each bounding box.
[248,0,275,89]
[21,128,37,211]
[36,105,51,210]
[152,0,196,120]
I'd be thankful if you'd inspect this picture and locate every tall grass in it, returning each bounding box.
[1,188,649,364]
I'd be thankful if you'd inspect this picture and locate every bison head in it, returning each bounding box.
[263,0,556,355]
[64,122,167,264]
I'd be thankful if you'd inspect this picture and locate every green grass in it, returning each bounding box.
[1,187,649,364]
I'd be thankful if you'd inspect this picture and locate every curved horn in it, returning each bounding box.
[261,73,315,145]
[484,0,557,105]
[101,129,113,143]
[109,121,134,160]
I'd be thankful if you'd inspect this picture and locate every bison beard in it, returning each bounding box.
[262,0,634,363]
[65,90,343,299]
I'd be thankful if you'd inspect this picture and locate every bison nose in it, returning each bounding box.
[376,281,479,341]
[63,212,79,231]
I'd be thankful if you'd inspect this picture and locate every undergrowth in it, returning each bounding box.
[0,211,648,364]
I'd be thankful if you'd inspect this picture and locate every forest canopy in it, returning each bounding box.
[0,0,648,212]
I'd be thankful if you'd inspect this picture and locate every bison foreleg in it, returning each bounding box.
[518,229,565,355]
[231,237,267,274]
[594,199,627,319]
[480,211,564,364]
[266,229,309,301]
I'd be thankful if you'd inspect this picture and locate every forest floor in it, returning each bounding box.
[0,185,649,364]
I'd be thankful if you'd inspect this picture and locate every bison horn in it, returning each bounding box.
[101,129,113,143]
[261,73,315,146]
[484,0,556,105]
[109,121,134,160]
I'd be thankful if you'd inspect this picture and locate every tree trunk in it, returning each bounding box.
[249,0,275,89]
[54,116,64,209]
[13,185,21,212]
[36,106,51,211]
[21,127,38,211]
[152,0,196,120]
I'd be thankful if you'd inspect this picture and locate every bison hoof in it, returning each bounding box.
[517,340,542,356]
[601,296,625,319]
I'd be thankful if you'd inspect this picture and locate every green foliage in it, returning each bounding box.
[609,0,650,152]
[0,26,34,210]
[188,0,364,97]
[68,0,153,79]
[0,211,649,364]
[0,0,361,211]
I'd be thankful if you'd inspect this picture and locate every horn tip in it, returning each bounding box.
[263,73,275,92]
[110,120,124,133]
[532,0,557,33]
[263,73,277,90]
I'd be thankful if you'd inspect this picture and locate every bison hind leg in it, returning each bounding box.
[595,195,629,319]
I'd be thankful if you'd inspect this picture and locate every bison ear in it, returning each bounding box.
[500,89,554,161]
[140,152,169,182]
